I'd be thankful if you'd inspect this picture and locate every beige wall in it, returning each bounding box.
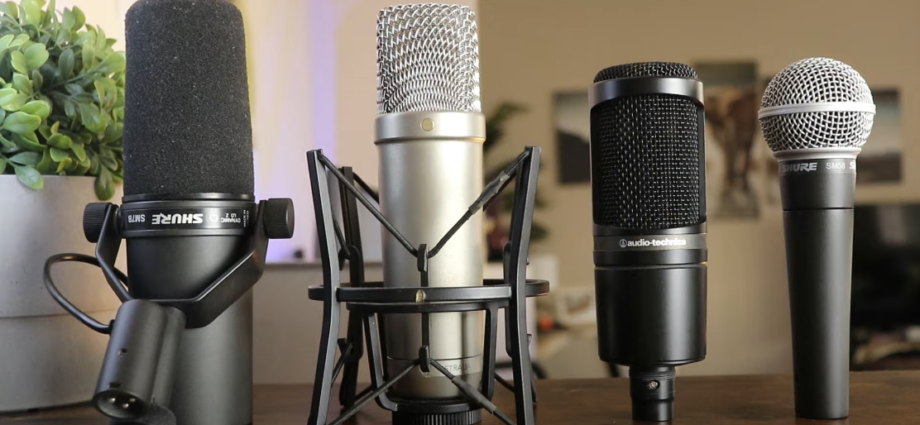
[478,0,920,376]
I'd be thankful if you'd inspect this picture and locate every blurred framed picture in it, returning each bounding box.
[555,286,596,326]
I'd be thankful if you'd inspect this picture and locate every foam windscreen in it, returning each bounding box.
[123,0,253,197]
[590,62,705,230]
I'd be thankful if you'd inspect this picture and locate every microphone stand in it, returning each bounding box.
[44,199,294,424]
[306,147,547,425]
[336,166,368,409]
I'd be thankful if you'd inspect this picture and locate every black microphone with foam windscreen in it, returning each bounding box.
[759,57,875,419]
[589,62,708,422]
[43,1,294,424]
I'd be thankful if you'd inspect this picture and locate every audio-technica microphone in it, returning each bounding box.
[759,57,875,420]
[376,4,485,424]
[589,62,708,422]
[101,1,268,424]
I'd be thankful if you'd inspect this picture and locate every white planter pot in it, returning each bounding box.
[0,175,125,412]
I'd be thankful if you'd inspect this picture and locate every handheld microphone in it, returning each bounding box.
[376,4,485,424]
[589,62,708,422]
[758,57,875,419]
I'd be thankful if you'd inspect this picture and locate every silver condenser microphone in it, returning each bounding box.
[375,3,485,420]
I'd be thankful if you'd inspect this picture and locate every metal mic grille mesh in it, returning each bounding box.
[594,61,698,82]
[591,63,703,230]
[760,57,874,151]
[377,3,480,114]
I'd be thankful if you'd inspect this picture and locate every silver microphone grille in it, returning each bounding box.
[376,3,480,114]
[759,57,875,152]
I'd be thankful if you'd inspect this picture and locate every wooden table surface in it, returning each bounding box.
[3,371,918,424]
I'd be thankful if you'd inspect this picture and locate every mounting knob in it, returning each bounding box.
[263,198,295,239]
[83,203,111,243]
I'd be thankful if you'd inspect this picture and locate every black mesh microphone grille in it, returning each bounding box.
[593,62,698,82]
[123,0,253,196]
[590,62,704,230]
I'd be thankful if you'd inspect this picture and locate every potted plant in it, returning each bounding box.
[0,0,126,412]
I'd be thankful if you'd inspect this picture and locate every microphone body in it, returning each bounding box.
[117,0,260,423]
[377,111,485,399]
[375,4,485,420]
[119,198,256,425]
[759,58,876,419]
[589,62,708,422]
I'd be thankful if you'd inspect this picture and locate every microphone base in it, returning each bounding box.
[629,367,675,422]
[393,409,482,425]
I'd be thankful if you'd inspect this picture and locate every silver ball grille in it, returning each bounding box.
[759,57,875,152]
[376,3,480,114]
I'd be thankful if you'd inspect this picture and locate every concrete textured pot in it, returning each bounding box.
[0,175,125,412]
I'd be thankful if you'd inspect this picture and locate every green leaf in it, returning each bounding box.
[44,0,55,26]
[0,156,6,173]
[0,3,14,18]
[63,99,76,119]
[95,53,125,75]
[59,48,74,80]
[94,77,118,110]
[81,43,94,70]
[100,148,117,170]
[24,43,48,70]
[19,0,42,27]
[70,141,86,161]
[72,93,92,104]
[75,131,91,145]
[0,90,29,111]
[54,27,70,46]
[2,2,17,19]
[30,69,42,92]
[64,83,83,95]
[37,123,50,139]
[94,79,105,107]
[46,132,72,149]
[9,34,29,50]
[9,150,39,165]
[20,100,50,119]
[72,6,85,30]
[50,121,59,134]
[95,27,108,53]
[0,131,14,150]
[72,156,90,175]
[56,156,71,174]
[2,112,40,133]
[102,122,122,144]
[95,167,113,200]
[12,73,30,95]
[62,8,75,30]
[13,164,42,189]
[35,147,54,173]
[79,103,106,134]
[11,131,42,151]
[49,147,68,161]
[0,34,13,52]
[10,50,27,74]
[88,152,99,175]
